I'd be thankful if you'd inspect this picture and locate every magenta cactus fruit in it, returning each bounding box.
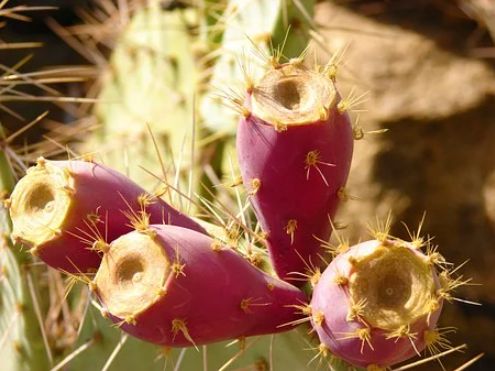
[94,224,306,347]
[236,61,353,283]
[8,159,205,273]
[310,238,445,368]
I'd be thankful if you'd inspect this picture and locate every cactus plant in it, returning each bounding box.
[0,1,483,370]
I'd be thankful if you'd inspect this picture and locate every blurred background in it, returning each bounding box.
[1,0,494,370]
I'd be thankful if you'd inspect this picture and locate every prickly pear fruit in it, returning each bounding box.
[310,238,444,368]
[94,224,306,347]
[8,159,205,273]
[236,61,353,283]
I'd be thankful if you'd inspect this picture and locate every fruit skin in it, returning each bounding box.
[310,239,443,368]
[97,224,307,347]
[9,160,205,274]
[236,77,353,283]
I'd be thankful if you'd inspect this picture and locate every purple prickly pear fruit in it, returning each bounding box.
[94,224,306,347]
[8,159,205,273]
[236,62,353,283]
[310,238,445,368]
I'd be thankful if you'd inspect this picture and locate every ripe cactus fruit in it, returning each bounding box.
[236,61,353,283]
[8,159,205,273]
[94,224,306,347]
[310,238,444,368]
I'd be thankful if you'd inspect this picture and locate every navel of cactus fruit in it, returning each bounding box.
[8,159,205,273]
[94,224,306,347]
[236,61,353,283]
[310,238,444,369]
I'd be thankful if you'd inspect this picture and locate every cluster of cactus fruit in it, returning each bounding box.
[1,0,477,370]
[4,55,469,371]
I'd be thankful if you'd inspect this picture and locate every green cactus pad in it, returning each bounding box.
[92,2,200,193]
